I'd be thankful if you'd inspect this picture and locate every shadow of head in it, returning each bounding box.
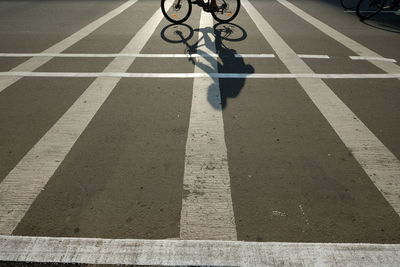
[209,47,255,110]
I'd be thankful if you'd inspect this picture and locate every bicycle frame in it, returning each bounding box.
[191,0,229,11]
[161,0,240,24]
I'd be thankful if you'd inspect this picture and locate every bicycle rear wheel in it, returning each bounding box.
[212,0,240,23]
[356,0,386,20]
[161,0,192,24]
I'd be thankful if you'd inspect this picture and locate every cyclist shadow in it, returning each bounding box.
[160,23,254,110]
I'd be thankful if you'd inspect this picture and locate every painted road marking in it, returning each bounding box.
[0,1,172,235]
[0,0,139,94]
[298,54,330,59]
[234,53,275,58]
[0,235,399,266]
[344,10,398,13]
[0,71,399,79]
[242,0,400,215]
[277,0,400,75]
[350,56,397,63]
[179,10,237,241]
[2,53,398,63]
[0,53,218,58]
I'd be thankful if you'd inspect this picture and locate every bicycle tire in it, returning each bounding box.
[340,0,355,10]
[356,0,386,20]
[160,23,194,43]
[214,22,247,42]
[161,0,192,24]
[212,0,241,23]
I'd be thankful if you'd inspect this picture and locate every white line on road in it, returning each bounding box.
[179,11,237,240]
[277,0,400,75]
[0,2,171,235]
[0,71,399,79]
[298,54,330,59]
[242,0,400,215]
[0,53,218,58]
[0,53,274,58]
[344,10,398,13]
[234,53,275,58]
[3,52,398,62]
[0,0,139,94]
[0,235,399,266]
[350,56,397,63]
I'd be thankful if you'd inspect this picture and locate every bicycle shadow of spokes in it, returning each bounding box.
[160,23,254,109]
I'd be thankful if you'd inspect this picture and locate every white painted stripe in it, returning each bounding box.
[0,2,171,235]
[8,53,396,62]
[0,71,399,79]
[277,0,400,75]
[0,53,218,58]
[0,53,184,58]
[0,236,399,266]
[344,10,398,13]
[242,0,400,215]
[350,56,397,63]
[234,53,275,58]
[180,11,237,240]
[0,53,276,58]
[298,54,330,59]
[0,0,139,93]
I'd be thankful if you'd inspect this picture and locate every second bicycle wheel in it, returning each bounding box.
[356,0,386,20]
[340,0,356,10]
[212,0,241,23]
[161,0,192,24]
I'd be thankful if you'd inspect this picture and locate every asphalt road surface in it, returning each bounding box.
[0,0,399,265]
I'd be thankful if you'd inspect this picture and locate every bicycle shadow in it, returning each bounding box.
[360,13,400,33]
[160,23,254,110]
[333,0,400,33]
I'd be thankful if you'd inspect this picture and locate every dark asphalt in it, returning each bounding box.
[0,0,399,248]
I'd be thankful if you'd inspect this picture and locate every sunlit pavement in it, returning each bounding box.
[0,0,399,265]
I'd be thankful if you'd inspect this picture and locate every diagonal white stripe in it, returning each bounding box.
[0,1,173,235]
[277,0,400,75]
[242,0,400,215]
[0,0,139,93]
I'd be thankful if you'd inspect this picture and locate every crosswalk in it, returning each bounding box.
[0,53,397,62]
[0,0,399,265]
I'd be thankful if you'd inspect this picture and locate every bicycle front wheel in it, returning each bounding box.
[212,0,240,23]
[356,0,386,20]
[161,0,192,24]
[340,0,356,10]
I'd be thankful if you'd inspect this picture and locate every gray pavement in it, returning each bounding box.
[0,0,399,265]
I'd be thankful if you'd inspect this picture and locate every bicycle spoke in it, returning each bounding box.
[161,0,192,24]
[212,0,240,23]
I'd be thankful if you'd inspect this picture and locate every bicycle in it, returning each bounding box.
[161,0,241,24]
[340,0,356,10]
[356,0,399,20]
